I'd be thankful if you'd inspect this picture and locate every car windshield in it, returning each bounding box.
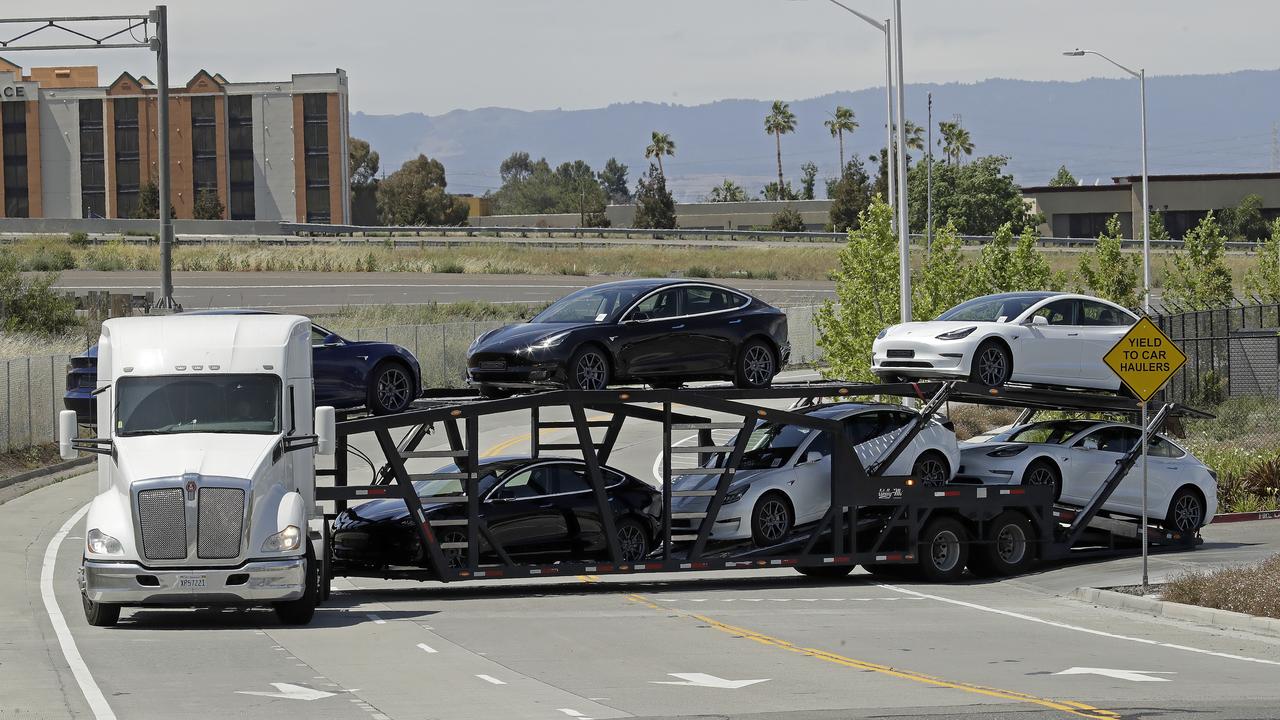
[413,472,501,498]
[723,421,815,470]
[116,374,281,436]
[1006,420,1095,445]
[936,294,1049,323]
[531,285,651,324]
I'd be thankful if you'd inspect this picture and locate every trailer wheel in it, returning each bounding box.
[968,511,1037,578]
[918,516,970,582]
[82,591,120,627]
[274,542,318,626]
[795,565,856,579]
[750,492,793,547]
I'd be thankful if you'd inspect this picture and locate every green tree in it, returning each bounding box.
[905,155,1037,235]
[764,100,797,192]
[499,151,536,182]
[1077,214,1142,308]
[799,162,818,200]
[899,120,925,154]
[1009,225,1063,290]
[598,158,631,204]
[1165,211,1235,308]
[937,121,973,165]
[633,163,676,229]
[1221,193,1269,241]
[815,197,900,381]
[823,106,858,173]
[349,137,380,188]
[706,179,748,203]
[645,131,675,177]
[1048,165,1077,187]
[376,154,469,225]
[1244,219,1280,301]
[0,255,76,334]
[1148,210,1171,240]
[760,181,797,201]
[131,180,174,219]
[769,205,806,232]
[827,158,873,232]
[192,187,225,220]
[969,222,1015,295]
[870,147,910,206]
[912,220,969,320]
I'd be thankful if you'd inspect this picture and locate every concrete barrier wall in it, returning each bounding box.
[0,217,285,236]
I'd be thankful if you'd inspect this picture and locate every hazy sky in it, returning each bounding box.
[7,1,1279,115]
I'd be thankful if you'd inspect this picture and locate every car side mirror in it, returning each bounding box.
[1023,315,1048,326]
[321,333,344,347]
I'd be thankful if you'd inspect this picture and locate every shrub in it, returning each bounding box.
[1164,554,1280,619]
[769,206,807,232]
[685,265,712,278]
[68,231,90,247]
[0,260,77,335]
[22,244,76,271]
[432,260,465,274]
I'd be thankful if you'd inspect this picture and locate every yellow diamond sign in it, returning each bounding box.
[1103,317,1187,402]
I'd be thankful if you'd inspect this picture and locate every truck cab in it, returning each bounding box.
[59,314,336,626]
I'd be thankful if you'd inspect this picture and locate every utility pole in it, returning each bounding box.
[152,5,178,310]
[926,92,933,255]
[892,0,910,322]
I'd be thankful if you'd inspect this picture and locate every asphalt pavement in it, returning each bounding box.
[49,271,836,312]
[6,378,1280,720]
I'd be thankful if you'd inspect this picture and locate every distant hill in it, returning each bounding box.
[351,69,1280,203]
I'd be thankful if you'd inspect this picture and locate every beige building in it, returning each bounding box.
[1023,172,1280,239]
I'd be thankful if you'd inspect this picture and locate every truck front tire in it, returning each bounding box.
[82,591,120,627]
[274,543,319,626]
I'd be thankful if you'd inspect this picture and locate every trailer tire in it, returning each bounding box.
[918,516,970,582]
[750,491,794,547]
[968,511,1037,578]
[795,565,856,579]
[82,591,120,627]
[274,542,318,626]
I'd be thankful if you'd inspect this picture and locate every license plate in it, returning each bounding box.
[176,574,207,589]
[479,360,506,370]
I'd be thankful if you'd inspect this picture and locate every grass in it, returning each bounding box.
[0,329,92,360]
[1163,554,1280,619]
[1181,397,1280,513]
[314,301,542,334]
[0,442,66,480]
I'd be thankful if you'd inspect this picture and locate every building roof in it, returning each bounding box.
[1025,171,1280,195]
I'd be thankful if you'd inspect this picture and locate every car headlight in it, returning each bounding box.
[261,525,301,552]
[936,326,977,340]
[86,529,123,555]
[876,328,889,340]
[986,444,1029,458]
[722,484,750,505]
[526,331,569,352]
[468,330,495,354]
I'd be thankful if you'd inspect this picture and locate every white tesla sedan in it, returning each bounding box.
[670,403,960,547]
[958,419,1216,532]
[872,292,1138,390]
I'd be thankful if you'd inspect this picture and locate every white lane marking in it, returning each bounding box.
[558,710,588,718]
[651,672,769,689]
[367,613,386,624]
[42,504,117,720]
[236,683,336,700]
[416,642,438,654]
[880,584,1280,667]
[476,674,507,685]
[1056,667,1175,682]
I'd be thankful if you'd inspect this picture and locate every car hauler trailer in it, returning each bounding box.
[58,314,339,627]
[318,380,1210,591]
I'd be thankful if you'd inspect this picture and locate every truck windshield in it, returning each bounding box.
[116,374,281,436]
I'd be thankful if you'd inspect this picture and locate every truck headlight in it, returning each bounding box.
[86,529,123,555]
[722,484,750,505]
[261,525,301,552]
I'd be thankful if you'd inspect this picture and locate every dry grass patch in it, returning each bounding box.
[1163,554,1280,619]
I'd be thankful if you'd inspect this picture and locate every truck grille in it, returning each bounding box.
[137,488,187,560]
[197,487,245,559]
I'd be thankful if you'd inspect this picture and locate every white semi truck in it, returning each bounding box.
[59,313,337,626]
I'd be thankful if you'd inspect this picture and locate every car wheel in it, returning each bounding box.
[368,361,415,415]
[735,339,776,389]
[615,517,650,562]
[969,340,1012,388]
[1164,486,1206,533]
[1020,459,1062,502]
[912,451,951,487]
[750,491,793,547]
[82,591,120,627]
[568,346,611,391]
[968,511,1037,578]
[918,516,970,582]
[439,529,468,569]
[795,564,856,579]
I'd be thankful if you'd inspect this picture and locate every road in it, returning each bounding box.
[6,381,1280,720]
[49,271,836,312]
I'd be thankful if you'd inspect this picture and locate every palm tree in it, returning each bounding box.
[645,131,675,177]
[937,121,958,165]
[952,126,974,165]
[902,120,925,153]
[823,106,858,175]
[764,100,797,191]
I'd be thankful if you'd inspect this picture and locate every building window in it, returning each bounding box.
[2,103,29,218]
[190,95,218,210]
[227,94,255,220]
[113,97,140,218]
[302,93,330,223]
[79,99,106,218]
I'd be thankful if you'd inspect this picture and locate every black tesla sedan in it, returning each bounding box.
[331,457,662,568]
[466,278,790,394]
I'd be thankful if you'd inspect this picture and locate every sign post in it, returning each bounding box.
[1103,317,1187,593]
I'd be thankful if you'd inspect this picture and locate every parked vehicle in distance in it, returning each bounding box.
[465,279,790,395]
[64,310,422,423]
[872,292,1138,390]
[957,419,1216,532]
[331,457,662,567]
[671,403,959,547]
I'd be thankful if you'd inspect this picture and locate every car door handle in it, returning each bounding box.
[538,502,555,509]
[671,324,685,330]
[729,319,742,324]
[1066,333,1079,337]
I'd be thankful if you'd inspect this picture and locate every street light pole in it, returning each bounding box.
[152,4,178,310]
[1064,48,1149,314]
[892,0,910,321]
[927,91,933,255]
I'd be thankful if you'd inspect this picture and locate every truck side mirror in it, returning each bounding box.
[315,406,336,456]
[58,410,78,461]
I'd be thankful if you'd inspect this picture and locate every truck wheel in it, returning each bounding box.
[796,565,856,579]
[968,511,1037,578]
[274,543,318,626]
[917,516,970,582]
[82,591,120,627]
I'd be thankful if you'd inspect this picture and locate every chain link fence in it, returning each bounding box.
[1154,302,1280,406]
[0,305,825,453]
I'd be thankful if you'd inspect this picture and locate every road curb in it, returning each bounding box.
[1211,510,1280,524]
[0,456,94,505]
[1071,586,1280,639]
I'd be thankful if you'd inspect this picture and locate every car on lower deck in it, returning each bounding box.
[958,419,1216,532]
[465,278,790,395]
[331,456,662,568]
[671,403,960,547]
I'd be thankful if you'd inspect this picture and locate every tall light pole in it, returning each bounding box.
[892,0,910,320]
[1064,48,1149,315]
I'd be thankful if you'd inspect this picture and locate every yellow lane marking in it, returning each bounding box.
[480,415,610,459]
[625,594,1119,720]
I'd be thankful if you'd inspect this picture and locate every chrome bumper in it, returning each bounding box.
[80,557,305,605]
